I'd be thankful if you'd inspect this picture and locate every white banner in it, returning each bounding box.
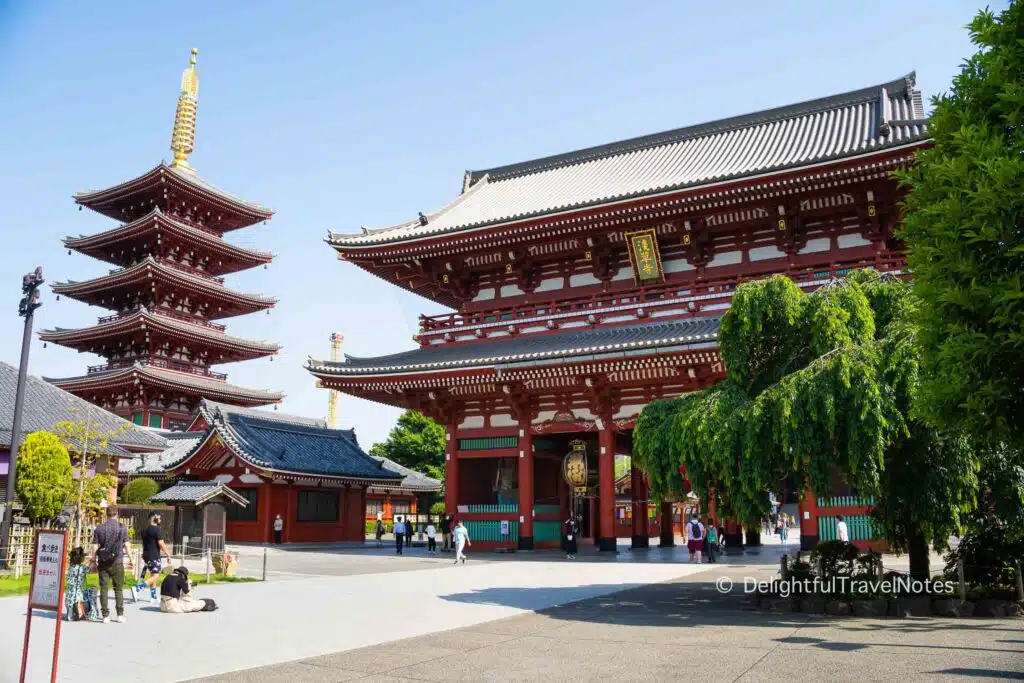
[31,531,67,610]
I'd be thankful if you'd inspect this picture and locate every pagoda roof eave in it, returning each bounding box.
[74,163,273,227]
[39,309,280,359]
[51,256,277,316]
[327,73,928,251]
[46,363,284,406]
[63,208,274,274]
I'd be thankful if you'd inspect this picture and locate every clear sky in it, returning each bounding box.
[0,0,985,448]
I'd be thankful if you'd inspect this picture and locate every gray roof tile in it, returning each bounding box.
[0,361,166,453]
[151,480,249,506]
[309,316,721,375]
[119,432,205,476]
[330,74,926,247]
[372,457,442,492]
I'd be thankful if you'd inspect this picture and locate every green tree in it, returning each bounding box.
[897,2,1024,460]
[14,432,73,523]
[53,411,130,547]
[121,477,159,505]
[633,273,977,576]
[369,410,445,482]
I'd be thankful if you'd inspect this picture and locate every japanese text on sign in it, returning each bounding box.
[625,229,663,284]
[31,531,67,610]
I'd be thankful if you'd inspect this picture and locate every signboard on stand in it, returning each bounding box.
[20,529,68,683]
[500,520,510,537]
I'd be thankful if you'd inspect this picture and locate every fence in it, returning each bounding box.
[818,515,876,542]
[464,519,518,543]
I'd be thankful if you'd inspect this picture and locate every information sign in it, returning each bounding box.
[30,531,66,609]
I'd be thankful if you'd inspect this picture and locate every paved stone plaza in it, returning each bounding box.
[4,542,1021,683]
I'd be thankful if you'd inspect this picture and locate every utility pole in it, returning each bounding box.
[0,267,44,568]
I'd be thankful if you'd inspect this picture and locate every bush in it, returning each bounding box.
[15,432,73,523]
[429,501,445,515]
[365,520,393,535]
[944,518,1024,589]
[121,477,159,504]
[810,541,861,582]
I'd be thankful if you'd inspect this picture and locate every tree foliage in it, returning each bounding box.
[897,2,1024,459]
[121,477,159,505]
[633,273,977,574]
[368,410,445,483]
[15,432,73,523]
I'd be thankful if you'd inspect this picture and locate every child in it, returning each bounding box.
[64,547,88,621]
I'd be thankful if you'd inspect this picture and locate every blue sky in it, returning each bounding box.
[0,0,983,448]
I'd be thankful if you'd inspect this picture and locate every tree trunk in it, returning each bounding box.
[73,476,86,548]
[745,528,762,547]
[907,530,930,581]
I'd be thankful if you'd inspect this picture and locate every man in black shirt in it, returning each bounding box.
[138,513,173,602]
[91,506,132,623]
[159,567,206,613]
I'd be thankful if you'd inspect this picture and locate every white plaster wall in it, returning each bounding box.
[708,250,742,267]
[569,272,601,287]
[613,404,644,419]
[472,288,496,302]
[837,234,872,248]
[500,284,525,298]
[610,267,633,282]
[489,413,517,428]
[534,277,564,293]
[749,245,786,261]
[459,415,485,429]
[799,238,831,254]
[663,258,695,273]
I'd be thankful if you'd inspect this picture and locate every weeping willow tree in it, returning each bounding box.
[633,272,978,576]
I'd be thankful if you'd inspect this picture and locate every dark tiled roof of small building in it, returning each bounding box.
[151,480,249,506]
[0,361,166,454]
[372,457,442,492]
[120,432,206,476]
[204,402,403,482]
[309,316,721,376]
[329,73,927,247]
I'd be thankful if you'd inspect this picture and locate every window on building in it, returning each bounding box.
[132,413,144,426]
[297,490,339,523]
[391,500,411,516]
[226,488,259,522]
[365,499,383,518]
[148,414,162,429]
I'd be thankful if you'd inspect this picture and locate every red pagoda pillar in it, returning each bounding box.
[445,426,458,516]
[518,421,534,550]
[630,462,649,549]
[598,422,616,552]
[799,488,819,551]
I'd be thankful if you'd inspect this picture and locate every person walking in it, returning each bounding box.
[705,518,718,563]
[91,505,132,623]
[453,519,470,564]
[426,521,437,553]
[137,512,173,602]
[779,513,790,545]
[686,514,705,564]
[406,517,414,549]
[394,517,406,555]
[273,514,284,544]
[439,515,451,551]
[375,518,384,547]
[564,514,579,559]
[836,514,849,543]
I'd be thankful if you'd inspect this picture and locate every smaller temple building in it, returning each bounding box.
[365,457,441,523]
[121,400,412,543]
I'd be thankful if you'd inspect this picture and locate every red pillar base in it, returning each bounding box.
[659,501,675,547]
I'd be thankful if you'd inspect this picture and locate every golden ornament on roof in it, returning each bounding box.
[170,47,199,174]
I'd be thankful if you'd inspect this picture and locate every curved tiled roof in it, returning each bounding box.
[39,309,280,359]
[308,316,721,376]
[63,208,274,275]
[46,363,283,405]
[0,361,166,453]
[51,256,277,317]
[330,73,926,248]
[371,457,442,492]
[120,432,205,476]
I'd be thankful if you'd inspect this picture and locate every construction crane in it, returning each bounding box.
[326,333,344,428]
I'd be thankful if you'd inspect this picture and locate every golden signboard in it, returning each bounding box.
[624,228,664,285]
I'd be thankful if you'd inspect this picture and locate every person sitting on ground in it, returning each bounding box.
[64,547,89,621]
[159,567,211,614]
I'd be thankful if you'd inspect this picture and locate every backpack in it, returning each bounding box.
[689,521,703,540]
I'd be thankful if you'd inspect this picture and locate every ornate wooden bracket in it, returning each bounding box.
[775,203,807,257]
[505,250,539,293]
[502,383,538,424]
[681,218,712,269]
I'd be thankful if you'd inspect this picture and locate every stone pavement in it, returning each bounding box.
[187,561,1024,683]
[2,548,715,683]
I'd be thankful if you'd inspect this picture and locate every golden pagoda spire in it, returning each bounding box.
[169,47,199,174]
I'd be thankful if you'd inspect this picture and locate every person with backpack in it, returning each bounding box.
[705,518,719,563]
[686,514,705,564]
[90,505,132,623]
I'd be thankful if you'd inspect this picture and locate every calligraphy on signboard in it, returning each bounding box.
[31,531,67,610]
[624,228,665,285]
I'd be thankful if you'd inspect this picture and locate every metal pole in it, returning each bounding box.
[262,547,267,582]
[1016,561,1023,603]
[957,558,966,603]
[1,269,42,569]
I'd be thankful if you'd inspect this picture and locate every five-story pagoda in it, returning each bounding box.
[42,49,283,429]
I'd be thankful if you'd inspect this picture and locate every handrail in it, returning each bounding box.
[96,307,227,332]
[418,258,905,334]
[86,358,228,381]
